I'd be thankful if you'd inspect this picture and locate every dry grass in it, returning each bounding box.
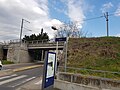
[66,37,120,79]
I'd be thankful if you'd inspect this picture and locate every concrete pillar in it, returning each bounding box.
[7,43,31,63]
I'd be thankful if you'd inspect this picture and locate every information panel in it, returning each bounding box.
[43,52,56,89]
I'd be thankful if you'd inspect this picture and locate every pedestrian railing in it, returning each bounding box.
[58,66,120,79]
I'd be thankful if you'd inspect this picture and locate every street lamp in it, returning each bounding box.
[20,18,30,45]
[51,26,68,72]
[51,26,59,73]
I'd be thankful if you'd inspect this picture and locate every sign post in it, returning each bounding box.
[42,51,56,90]
[55,37,67,72]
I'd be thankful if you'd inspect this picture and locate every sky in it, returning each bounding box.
[0,0,120,42]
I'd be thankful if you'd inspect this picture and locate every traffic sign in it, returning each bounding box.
[55,37,67,42]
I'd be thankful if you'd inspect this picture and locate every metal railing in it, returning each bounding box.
[58,66,120,79]
[27,39,49,44]
[2,39,49,45]
[2,39,65,49]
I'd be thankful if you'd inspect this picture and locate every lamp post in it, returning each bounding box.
[51,26,68,72]
[65,37,68,72]
[20,18,30,45]
[51,26,58,73]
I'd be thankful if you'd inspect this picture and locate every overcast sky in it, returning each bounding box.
[0,0,120,42]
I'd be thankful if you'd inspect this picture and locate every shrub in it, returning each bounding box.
[2,60,14,65]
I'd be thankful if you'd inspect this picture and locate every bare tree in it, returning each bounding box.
[55,22,88,38]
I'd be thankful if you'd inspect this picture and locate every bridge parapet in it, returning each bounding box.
[27,39,49,44]
[2,39,65,49]
[28,41,65,49]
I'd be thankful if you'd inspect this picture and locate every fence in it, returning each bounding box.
[58,66,120,80]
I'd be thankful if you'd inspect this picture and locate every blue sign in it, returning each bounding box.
[43,52,56,88]
[55,37,67,42]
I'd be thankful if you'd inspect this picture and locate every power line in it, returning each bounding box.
[82,12,120,22]
[77,12,120,37]
[84,16,104,21]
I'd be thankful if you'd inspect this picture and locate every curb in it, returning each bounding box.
[13,65,43,72]
[0,65,43,77]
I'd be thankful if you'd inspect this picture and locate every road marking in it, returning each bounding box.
[11,77,36,87]
[0,75,27,85]
[35,77,42,85]
[0,74,17,80]
[35,79,42,85]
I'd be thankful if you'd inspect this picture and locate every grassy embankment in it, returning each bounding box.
[65,37,120,79]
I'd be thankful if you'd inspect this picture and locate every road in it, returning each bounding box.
[0,66,43,90]
[2,63,40,70]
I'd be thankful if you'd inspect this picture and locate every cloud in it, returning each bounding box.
[115,34,120,37]
[0,0,64,42]
[100,2,113,13]
[115,3,120,16]
[67,0,85,28]
[67,0,85,21]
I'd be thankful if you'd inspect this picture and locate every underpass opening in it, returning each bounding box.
[3,49,7,60]
[28,48,64,63]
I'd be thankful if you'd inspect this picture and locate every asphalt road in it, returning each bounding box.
[0,66,43,90]
[2,63,40,70]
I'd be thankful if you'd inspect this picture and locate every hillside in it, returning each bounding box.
[67,37,120,78]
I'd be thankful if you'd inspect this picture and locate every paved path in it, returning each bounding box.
[17,77,60,90]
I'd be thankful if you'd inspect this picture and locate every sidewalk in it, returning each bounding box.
[17,77,60,90]
[17,77,42,90]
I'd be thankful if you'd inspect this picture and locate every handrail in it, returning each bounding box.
[58,66,120,78]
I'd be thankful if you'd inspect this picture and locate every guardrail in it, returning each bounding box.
[58,66,120,79]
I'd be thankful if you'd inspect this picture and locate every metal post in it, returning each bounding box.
[20,18,30,46]
[20,19,24,46]
[104,12,109,37]
[55,41,58,74]
[51,26,59,73]
[65,37,68,72]
[106,12,109,37]
[18,18,30,63]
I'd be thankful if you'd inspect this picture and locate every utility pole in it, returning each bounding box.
[20,19,24,45]
[18,19,30,63]
[104,12,109,37]
[20,19,30,46]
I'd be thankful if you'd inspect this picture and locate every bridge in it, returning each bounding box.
[0,39,66,63]
[3,39,64,49]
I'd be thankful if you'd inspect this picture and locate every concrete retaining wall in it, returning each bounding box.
[54,79,99,90]
[57,72,120,90]
[7,44,31,63]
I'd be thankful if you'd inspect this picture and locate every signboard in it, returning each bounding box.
[42,52,56,90]
[55,37,67,42]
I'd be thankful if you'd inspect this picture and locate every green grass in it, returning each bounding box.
[2,60,14,65]
[65,37,120,79]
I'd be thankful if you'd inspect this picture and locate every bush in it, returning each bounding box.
[2,60,14,65]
